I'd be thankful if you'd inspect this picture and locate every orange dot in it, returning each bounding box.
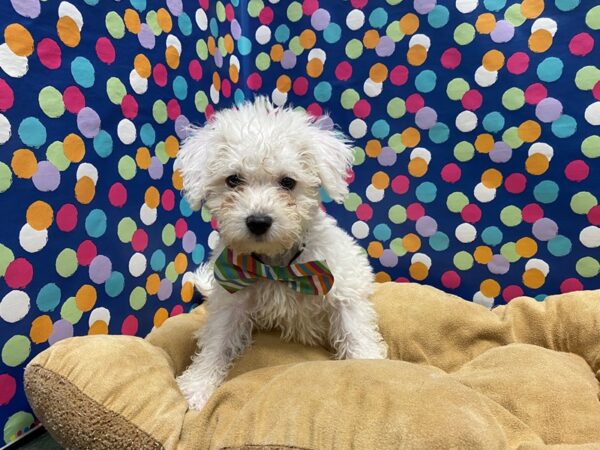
[165,46,180,69]
[26,201,53,230]
[525,153,549,175]
[474,246,493,264]
[136,147,151,169]
[523,268,545,288]
[481,168,503,188]
[75,285,97,312]
[224,34,234,54]
[408,157,428,177]
[475,133,495,153]
[363,30,380,49]
[174,253,188,274]
[403,233,421,252]
[229,65,239,83]
[521,0,545,19]
[145,186,160,208]
[154,308,169,327]
[518,120,541,143]
[89,321,109,335]
[4,23,34,56]
[528,29,552,53]
[407,45,427,66]
[299,29,317,49]
[207,37,216,55]
[306,59,324,78]
[399,13,419,35]
[165,135,179,158]
[63,133,85,163]
[480,279,501,297]
[11,149,37,179]
[134,54,151,78]
[371,171,390,189]
[276,75,292,92]
[375,272,392,283]
[211,72,221,91]
[369,63,388,83]
[365,140,382,157]
[368,242,384,258]
[409,262,428,281]
[270,44,284,62]
[156,8,173,33]
[475,13,496,34]
[30,315,53,344]
[56,16,80,48]
[516,237,538,258]
[172,170,183,191]
[124,9,141,34]
[146,273,161,295]
[181,281,194,303]
[401,127,421,147]
[482,50,505,71]
[75,176,96,204]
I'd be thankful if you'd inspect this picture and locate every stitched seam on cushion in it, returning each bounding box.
[220,445,313,450]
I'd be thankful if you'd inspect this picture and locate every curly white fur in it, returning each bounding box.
[175,98,387,410]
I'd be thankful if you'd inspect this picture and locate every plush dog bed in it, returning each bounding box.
[24,282,600,450]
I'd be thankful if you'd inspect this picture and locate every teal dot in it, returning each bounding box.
[483,111,505,133]
[372,120,390,138]
[324,23,342,43]
[482,226,503,246]
[373,224,392,241]
[130,0,146,11]
[179,197,193,217]
[150,250,166,271]
[238,36,252,55]
[93,130,113,158]
[192,244,205,264]
[429,122,450,144]
[18,117,46,148]
[178,13,192,36]
[209,17,219,37]
[537,57,563,82]
[415,70,437,93]
[429,231,450,251]
[555,0,579,11]
[172,76,188,100]
[415,182,437,203]
[36,283,61,312]
[484,0,506,11]
[105,271,125,298]
[428,5,449,28]
[85,209,107,238]
[275,24,290,42]
[534,180,559,204]
[234,89,246,105]
[314,82,332,102]
[369,7,388,28]
[551,114,577,138]
[70,56,95,88]
[320,186,332,203]
[547,235,572,257]
[140,124,155,147]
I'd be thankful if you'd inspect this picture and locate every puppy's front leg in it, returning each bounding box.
[176,296,252,410]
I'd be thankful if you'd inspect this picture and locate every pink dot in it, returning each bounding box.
[246,72,262,91]
[259,6,274,24]
[461,89,483,111]
[521,203,544,223]
[335,61,352,81]
[389,65,409,86]
[353,99,371,118]
[391,175,409,194]
[524,83,547,105]
[506,52,529,75]
[441,163,461,183]
[121,95,138,120]
[306,103,323,117]
[166,99,181,121]
[564,160,589,182]
[153,63,168,87]
[171,304,184,316]
[405,93,425,114]
[293,76,309,95]
[569,32,594,56]
[504,173,526,194]
[441,270,461,289]
[461,204,482,223]
[356,203,373,221]
[221,79,231,98]
[0,79,14,112]
[63,86,85,114]
[225,4,235,21]
[161,189,175,211]
[37,38,62,70]
[95,37,115,64]
[302,0,319,15]
[188,60,202,81]
[175,218,188,238]
[210,216,219,230]
[440,48,461,70]
[5,258,33,289]
[406,203,425,221]
[76,240,97,266]
[131,229,148,252]
[345,167,355,185]
[588,205,600,225]
[199,0,209,9]
[0,374,17,406]
[560,278,583,293]
[502,285,524,302]
[395,276,409,283]
[56,203,78,232]
[205,104,215,120]
[108,182,127,207]
[121,315,139,336]
[593,81,600,101]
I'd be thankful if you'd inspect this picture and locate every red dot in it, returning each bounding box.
[395,276,410,283]
[587,205,600,225]
[406,203,425,221]
[440,48,461,70]
[152,63,168,87]
[259,6,274,24]
[199,0,208,9]
[37,38,62,70]
[524,83,547,105]
[5,258,33,289]
[175,218,188,238]
[205,104,215,120]
[121,94,138,120]
[56,204,78,232]
[95,37,115,64]
[405,93,425,114]
[76,240,97,266]
[564,160,589,182]
[302,0,319,15]
[441,270,461,289]
[221,79,232,98]
[161,189,175,211]
[504,173,527,194]
[502,285,524,302]
[593,81,600,101]
[353,99,371,118]
[461,89,483,111]
[246,72,262,91]
[345,167,355,185]
[121,315,139,335]
[225,4,235,21]
[506,52,529,75]
[210,216,219,230]
[0,374,17,406]
[63,86,85,114]
[569,32,594,56]
[560,278,583,293]
[389,65,409,86]
[306,103,323,117]
[188,60,202,81]
[166,99,181,121]
[108,182,127,207]
[391,175,410,194]
[335,61,352,81]
[171,304,184,316]
[441,163,461,183]
[131,229,148,252]
[293,76,309,96]
[461,203,482,223]
[0,79,14,112]
[521,203,544,223]
[356,203,373,221]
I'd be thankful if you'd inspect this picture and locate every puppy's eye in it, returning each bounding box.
[279,177,296,190]
[226,175,244,188]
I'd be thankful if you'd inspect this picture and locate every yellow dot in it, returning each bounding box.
[75,285,97,312]
[30,315,53,344]
[475,13,496,34]
[516,237,538,258]
[165,135,179,158]
[136,147,151,169]
[521,0,545,19]
[174,253,188,274]
[367,242,384,258]
[528,29,553,53]
[154,308,169,327]
[4,23,34,56]
[276,75,292,92]
[134,54,151,78]
[11,149,38,179]
[365,140,382,157]
[401,127,421,147]
[403,233,421,253]
[156,8,173,33]
[74,177,96,205]
[375,272,392,283]
[474,246,493,264]
[306,59,324,78]
[482,49,505,71]
[57,16,80,48]
[518,120,542,142]
[64,133,85,163]
[270,44,284,62]
[407,45,427,66]
[371,171,390,189]
[481,168,503,188]
[399,13,419,35]
[146,273,161,295]
[181,281,194,303]
[475,133,495,153]
[408,157,428,177]
[363,30,380,49]
[124,9,141,34]
[409,262,428,281]
[26,201,53,230]
[480,279,501,298]
[523,268,545,288]
[299,29,317,49]
[525,153,549,175]
[145,186,160,208]
[165,46,180,69]
[89,321,108,335]
[369,63,388,83]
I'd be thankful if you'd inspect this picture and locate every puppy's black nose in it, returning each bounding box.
[246,215,273,236]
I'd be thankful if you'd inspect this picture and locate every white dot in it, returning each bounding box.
[455,110,478,132]
[366,184,385,202]
[0,43,28,78]
[363,79,383,97]
[271,88,287,107]
[166,35,182,54]
[255,25,271,45]
[208,230,220,250]
[531,18,557,37]
[210,84,220,104]
[410,147,431,163]
[140,204,157,225]
[580,226,600,248]
[409,34,431,50]
[195,9,208,30]
[0,114,11,145]
[19,224,48,253]
[456,0,478,13]
[58,1,84,30]
[525,258,550,276]
[117,119,136,145]
[129,69,148,95]
[76,163,98,184]
[455,223,477,243]
[129,253,147,277]
[348,119,367,139]
[0,290,30,323]
[474,182,496,203]
[346,9,365,31]
[473,291,494,309]
[229,55,240,69]
[584,102,600,126]
[474,66,498,87]
[89,307,110,327]
[411,253,432,268]
[351,221,369,239]
[308,48,326,63]
[528,142,554,160]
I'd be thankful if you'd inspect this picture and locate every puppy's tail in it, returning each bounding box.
[191,263,215,298]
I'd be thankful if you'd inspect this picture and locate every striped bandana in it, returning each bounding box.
[214,248,334,296]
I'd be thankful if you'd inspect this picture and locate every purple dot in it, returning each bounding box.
[535,97,563,123]
[415,106,438,130]
[148,157,164,180]
[89,255,112,284]
[377,147,397,166]
[532,218,558,241]
[281,50,297,69]
[414,0,436,14]
[32,161,60,191]
[316,116,334,130]
[489,141,512,163]
[375,37,395,57]
[214,49,223,68]
[416,216,438,237]
[311,9,331,31]
[491,20,515,43]
[10,0,40,18]
[487,254,510,275]
[138,24,155,49]
[175,115,190,139]
[166,0,183,16]
[379,249,398,268]
[182,231,197,253]
[231,20,242,40]
[48,319,74,345]
[158,279,173,301]
[77,107,101,138]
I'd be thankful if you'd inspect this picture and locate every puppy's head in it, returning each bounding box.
[177,97,353,256]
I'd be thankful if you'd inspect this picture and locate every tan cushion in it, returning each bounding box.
[24,283,600,449]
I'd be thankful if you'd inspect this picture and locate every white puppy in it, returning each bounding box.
[175,98,387,410]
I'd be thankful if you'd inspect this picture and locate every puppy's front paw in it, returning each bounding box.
[176,372,217,411]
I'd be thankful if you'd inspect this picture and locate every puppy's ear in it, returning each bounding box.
[308,117,354,203]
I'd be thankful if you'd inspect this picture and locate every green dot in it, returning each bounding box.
[287,2,303,22]
[0,243,15,276]
[502,88,525,111]
[105,11,125,39]
[118,155,136,180]
[248,0,264,17]
[574,66,600,90]
[446,192,469,213]
[255,52,271,71]
[386,20,404,41]
[4,411,34,444]
[106,77,127,104]
[60,296,82,324]
[454,23,475,45]
[201,206,212,222]
[581,136,600,158]
[504,4,526,26]
[129,287,147,310]
[162,224,176,246]
[46,141,70,171]
[216,1,227,21]
[576,257,599,278]
[340,89,360,109]
[502,126,524,149]
[0,162,13,193]
[353,146,365,165]
[344,193,362,212]
[217,36,227,56]
[165,261,178,282]
[388,205,406,224]
[289,36,303,56]
[56,248,78,277]
[388,133,405,153]
[500,205,522,226]
[145,11,161,35]
[390,238,407,256]
[118,217,137,243]
[196,39,208,60]
[570,192,597,214]
[387,97,406,119]
[153,100,167,124]
[195,91,209,113]
[154,141,169,164]
[586,5,600,30]
[501,242,520,262]
[453,251,474,270]
[345,38,364,59]
[454,141,475,162]
[2,335,31,367]
[446,78,470,101]
[38,86,65,118]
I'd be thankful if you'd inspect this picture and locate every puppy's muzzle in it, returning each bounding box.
[246,215,273,236]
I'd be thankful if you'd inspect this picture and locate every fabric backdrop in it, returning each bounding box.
[0,0,599,445]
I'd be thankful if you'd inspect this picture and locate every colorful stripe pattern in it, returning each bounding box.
[214,249,334,296]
